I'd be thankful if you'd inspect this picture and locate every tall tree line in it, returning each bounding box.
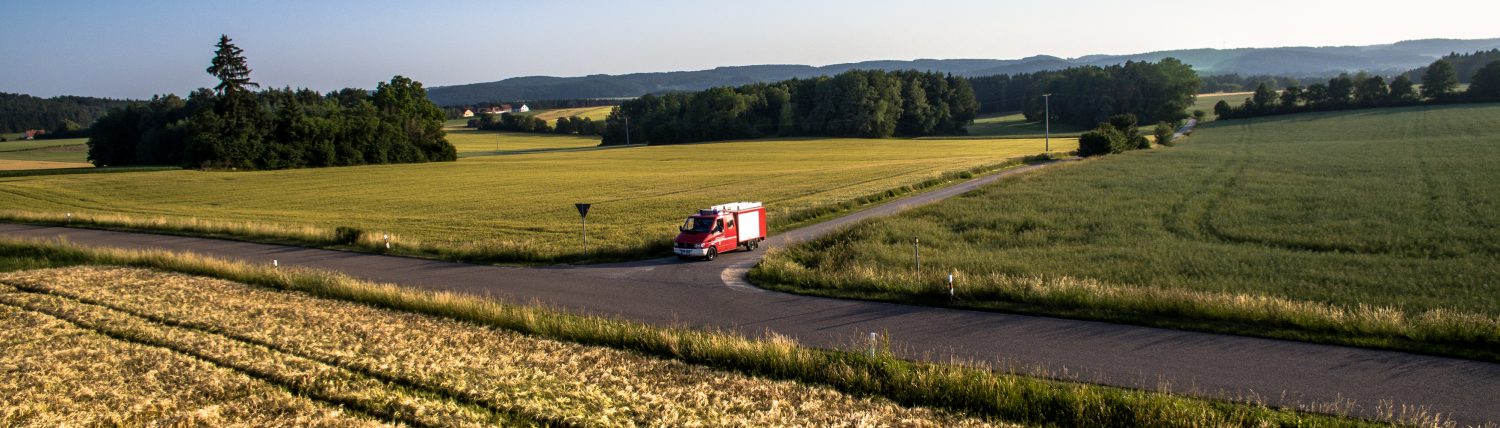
[968,59,1200,128]
[1216,57,1500,120]
[1403,49,1500,84]
[600,70,978,145]
[473,113,606,136]
[967,73,1050,114]
[1198,74,1315,94]
[0,92,136,134]
[88,35,455,169]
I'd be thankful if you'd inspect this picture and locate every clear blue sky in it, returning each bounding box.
[2,0,1497,99]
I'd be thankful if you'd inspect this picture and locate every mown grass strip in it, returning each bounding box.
[0,165,178,178]
[0,238,1414,427]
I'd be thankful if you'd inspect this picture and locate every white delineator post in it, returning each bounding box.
[383,233,391,249]
[868,332,878,357]
[948,272,955,298]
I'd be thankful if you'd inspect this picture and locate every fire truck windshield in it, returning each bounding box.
[681,217,716,233]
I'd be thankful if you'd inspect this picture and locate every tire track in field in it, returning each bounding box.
[1406,108,1470,256]
[0,185,243,220]
[3,283,564,427]
[0,287,537,428]
[1167,117,1495,259]
[1161,121,1251,241]
[1409,109,1500,255]
[0,298,407,427]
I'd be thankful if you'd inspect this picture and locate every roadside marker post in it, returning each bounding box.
[948,272,955,299]
[273,260,278,267]
[575,203,592,256]
[868,332,878,357]
[383,233,391,250]
[66,212,72,224]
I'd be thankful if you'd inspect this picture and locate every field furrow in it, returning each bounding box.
[0,287,389,427]
[0,289,524,427]
[0,266,1005,427]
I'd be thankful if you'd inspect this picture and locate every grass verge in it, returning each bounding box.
[752,243,1500,362]
[0,237,1427,427]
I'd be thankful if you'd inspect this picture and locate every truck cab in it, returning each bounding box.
[674,202,765,261]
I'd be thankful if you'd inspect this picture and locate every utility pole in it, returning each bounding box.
[1042,93,1052,152]
[624,116,631,146]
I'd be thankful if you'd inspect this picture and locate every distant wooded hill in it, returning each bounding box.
[427,38,1500,106]
[1403,49,1500,83]
[0,92,137,133]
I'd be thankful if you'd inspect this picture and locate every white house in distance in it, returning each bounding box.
[476,104,530,116]
[461,109,474,118]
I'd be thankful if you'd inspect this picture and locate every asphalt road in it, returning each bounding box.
[3,159,1497,425]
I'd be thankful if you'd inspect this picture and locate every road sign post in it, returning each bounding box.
[575,203,592,255]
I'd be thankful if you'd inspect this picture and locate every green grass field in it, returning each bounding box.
[0,137,88,153]
[1192,92,1251,120]
[0,138,92,170]
[0,137,1066,262]
[957,112,1087,139]
[444,128,603,156]
[0,144,89,163]
[753,103,1500,358]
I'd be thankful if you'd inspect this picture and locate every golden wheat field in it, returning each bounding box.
[528,106,615,122]
[0,304,377,427]
[444,128,604,155]
[0,266,1007,427]
[0,137,1059,262]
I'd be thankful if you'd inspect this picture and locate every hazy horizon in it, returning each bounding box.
[3,0,1498,99]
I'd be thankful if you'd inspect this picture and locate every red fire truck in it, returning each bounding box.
[673,202,767,261]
